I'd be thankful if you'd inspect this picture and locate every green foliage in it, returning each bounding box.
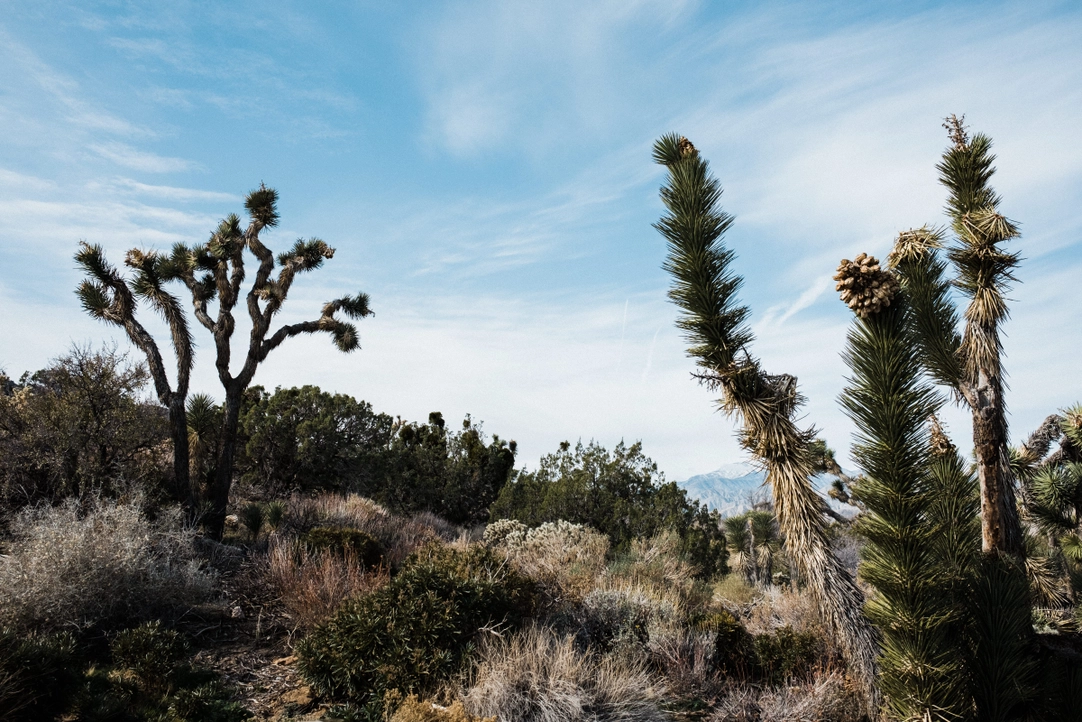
[111,621,190,693]
[752,626,820,685]
[840,298,971,720]
[723,510,779,585]
[238,387,512,526]
[238,385,393,497]
[297,543,536,711]
[0,345,169,507]
[702,609,754,678]
[378,413,517,526]
[239,502,265,541]
[304,526,384,569]
[0,629,81,722]
[490,440,727,578]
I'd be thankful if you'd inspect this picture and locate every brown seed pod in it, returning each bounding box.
[833,253,899,318]
[677,136,697,158]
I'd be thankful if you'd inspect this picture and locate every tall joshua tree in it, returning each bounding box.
[888,116,1023,558]
[652,134,881,711]
[160,185,371,539]
[75,242,195,512]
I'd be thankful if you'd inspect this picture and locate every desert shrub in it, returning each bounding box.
[304,526,384,568]
[489,520,609,604]
[111,621,190,693]
[0,345,170,508]
[239,502,265,541]
[389,693,495,722]
[558,588,654,654]
[462,625,667,722]
[490,440,727,577]
[701,609,755,679]
[711,574,760,612]
[0,498,217,632]
[645,626,719,701]
[0,629,81,722]
[165,682,251,722]
[297,543,537,710]
[282,494,447,568]
[752,626,820,684]
[266,537,389,629]
[606,532,704,610]
[708,672,865,722]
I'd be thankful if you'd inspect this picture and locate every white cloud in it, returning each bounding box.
[88,142,195,173]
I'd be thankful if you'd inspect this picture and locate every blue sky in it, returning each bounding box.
[1,0,1080,479]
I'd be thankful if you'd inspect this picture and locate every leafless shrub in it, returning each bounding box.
[265,536,388,629]
[708,673,865,722]
[646,626,721,699]
[462,625,667,722]
[0,498,217,632]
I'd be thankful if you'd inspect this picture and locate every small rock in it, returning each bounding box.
[225,514,240,526]
[231,605,245,619]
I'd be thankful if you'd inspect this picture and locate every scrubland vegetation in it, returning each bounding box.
[2,118,1081,721]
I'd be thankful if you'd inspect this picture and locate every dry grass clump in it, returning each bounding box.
[265,537,388,628]
[462,625,667,722]
[645,626,719,699]
[0,498,217,632]
[740,586,821,637]
[488,520,609,604]
[389,693,495,722]
[707,672,865,722]
[282,494,453,567]
[605,532,703,610]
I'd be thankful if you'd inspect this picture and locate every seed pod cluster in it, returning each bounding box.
[834,253,899,318]
[677,136,697,158]
[928,416,955,457]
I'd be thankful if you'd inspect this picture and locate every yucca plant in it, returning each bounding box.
[653,133,880,711]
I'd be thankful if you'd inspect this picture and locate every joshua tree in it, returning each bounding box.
[652,133,881,711]
[887,115,1024,558]
[75,243,195,511]
[837,256,975,720]
[162,185,371,539]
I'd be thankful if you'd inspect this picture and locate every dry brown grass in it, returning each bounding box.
[488,520,609,605]
[282,494,453,567]
[462,625,667,722]
[0,497,217,632]
[265,537,388,629]
[707,672,865,722]
[604,532,704,611]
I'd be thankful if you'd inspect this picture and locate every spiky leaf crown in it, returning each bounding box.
[245,185,279,228]
[834,253,899,318]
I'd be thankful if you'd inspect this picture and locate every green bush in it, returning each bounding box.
[0,629,81,722]
[699,609,754,678]
[752,626,820,684]
[111,621,190,692]
[297,543,536,710]
[167,682,251,722]
[304,526,384,569]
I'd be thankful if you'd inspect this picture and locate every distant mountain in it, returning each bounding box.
[677,462,859,518]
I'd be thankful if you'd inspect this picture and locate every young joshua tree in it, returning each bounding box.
[161,185,371,540]
[75,242,195,512]
[652,134,881,712]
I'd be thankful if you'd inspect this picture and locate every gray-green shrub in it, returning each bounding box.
[0,498,217,632]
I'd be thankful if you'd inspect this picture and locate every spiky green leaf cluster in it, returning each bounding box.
[245,185,279,228]
[841,299,970,721]
[653,133,752,372]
